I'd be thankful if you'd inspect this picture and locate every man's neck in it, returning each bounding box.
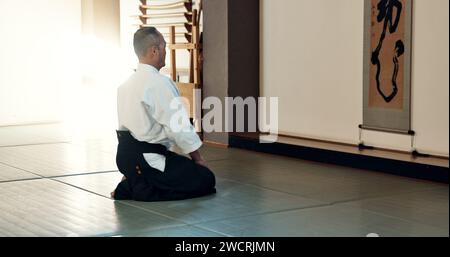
[139,61,160,71]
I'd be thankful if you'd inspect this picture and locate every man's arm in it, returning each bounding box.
[189,150,208,168]
[144,80,205,164]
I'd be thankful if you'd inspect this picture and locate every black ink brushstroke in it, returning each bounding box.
[371,0,404,103]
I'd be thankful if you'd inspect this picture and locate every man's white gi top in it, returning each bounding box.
[117,63,202,172]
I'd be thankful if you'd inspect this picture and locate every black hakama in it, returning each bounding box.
[112,131,216,201]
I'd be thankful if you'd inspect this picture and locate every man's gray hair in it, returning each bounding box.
[133,27,161,58]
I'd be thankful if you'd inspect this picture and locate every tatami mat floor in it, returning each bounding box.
[0,123,448,237]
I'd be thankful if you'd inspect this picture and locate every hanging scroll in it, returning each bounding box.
[363,0,412,133]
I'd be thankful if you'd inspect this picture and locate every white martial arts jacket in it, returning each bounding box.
[117,63,202,172]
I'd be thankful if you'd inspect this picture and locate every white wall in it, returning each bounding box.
[261,0,449,156]
[0,0,125,128]
[120,0,142,73]
[0,0,82,126]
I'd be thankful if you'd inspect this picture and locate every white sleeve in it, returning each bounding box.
[143,82,202,154]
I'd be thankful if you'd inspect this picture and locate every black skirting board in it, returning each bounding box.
[229,135,449,184]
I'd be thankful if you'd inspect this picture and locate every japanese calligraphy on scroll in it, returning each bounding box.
[363,0,412,132]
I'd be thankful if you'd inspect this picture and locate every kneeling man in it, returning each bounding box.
[112,27,216,201]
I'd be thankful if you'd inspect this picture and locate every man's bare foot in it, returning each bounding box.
[110,176,126,199]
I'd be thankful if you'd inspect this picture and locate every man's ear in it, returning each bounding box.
[151,46,158,55]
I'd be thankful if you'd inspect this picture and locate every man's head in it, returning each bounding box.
[133,27,167,70]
